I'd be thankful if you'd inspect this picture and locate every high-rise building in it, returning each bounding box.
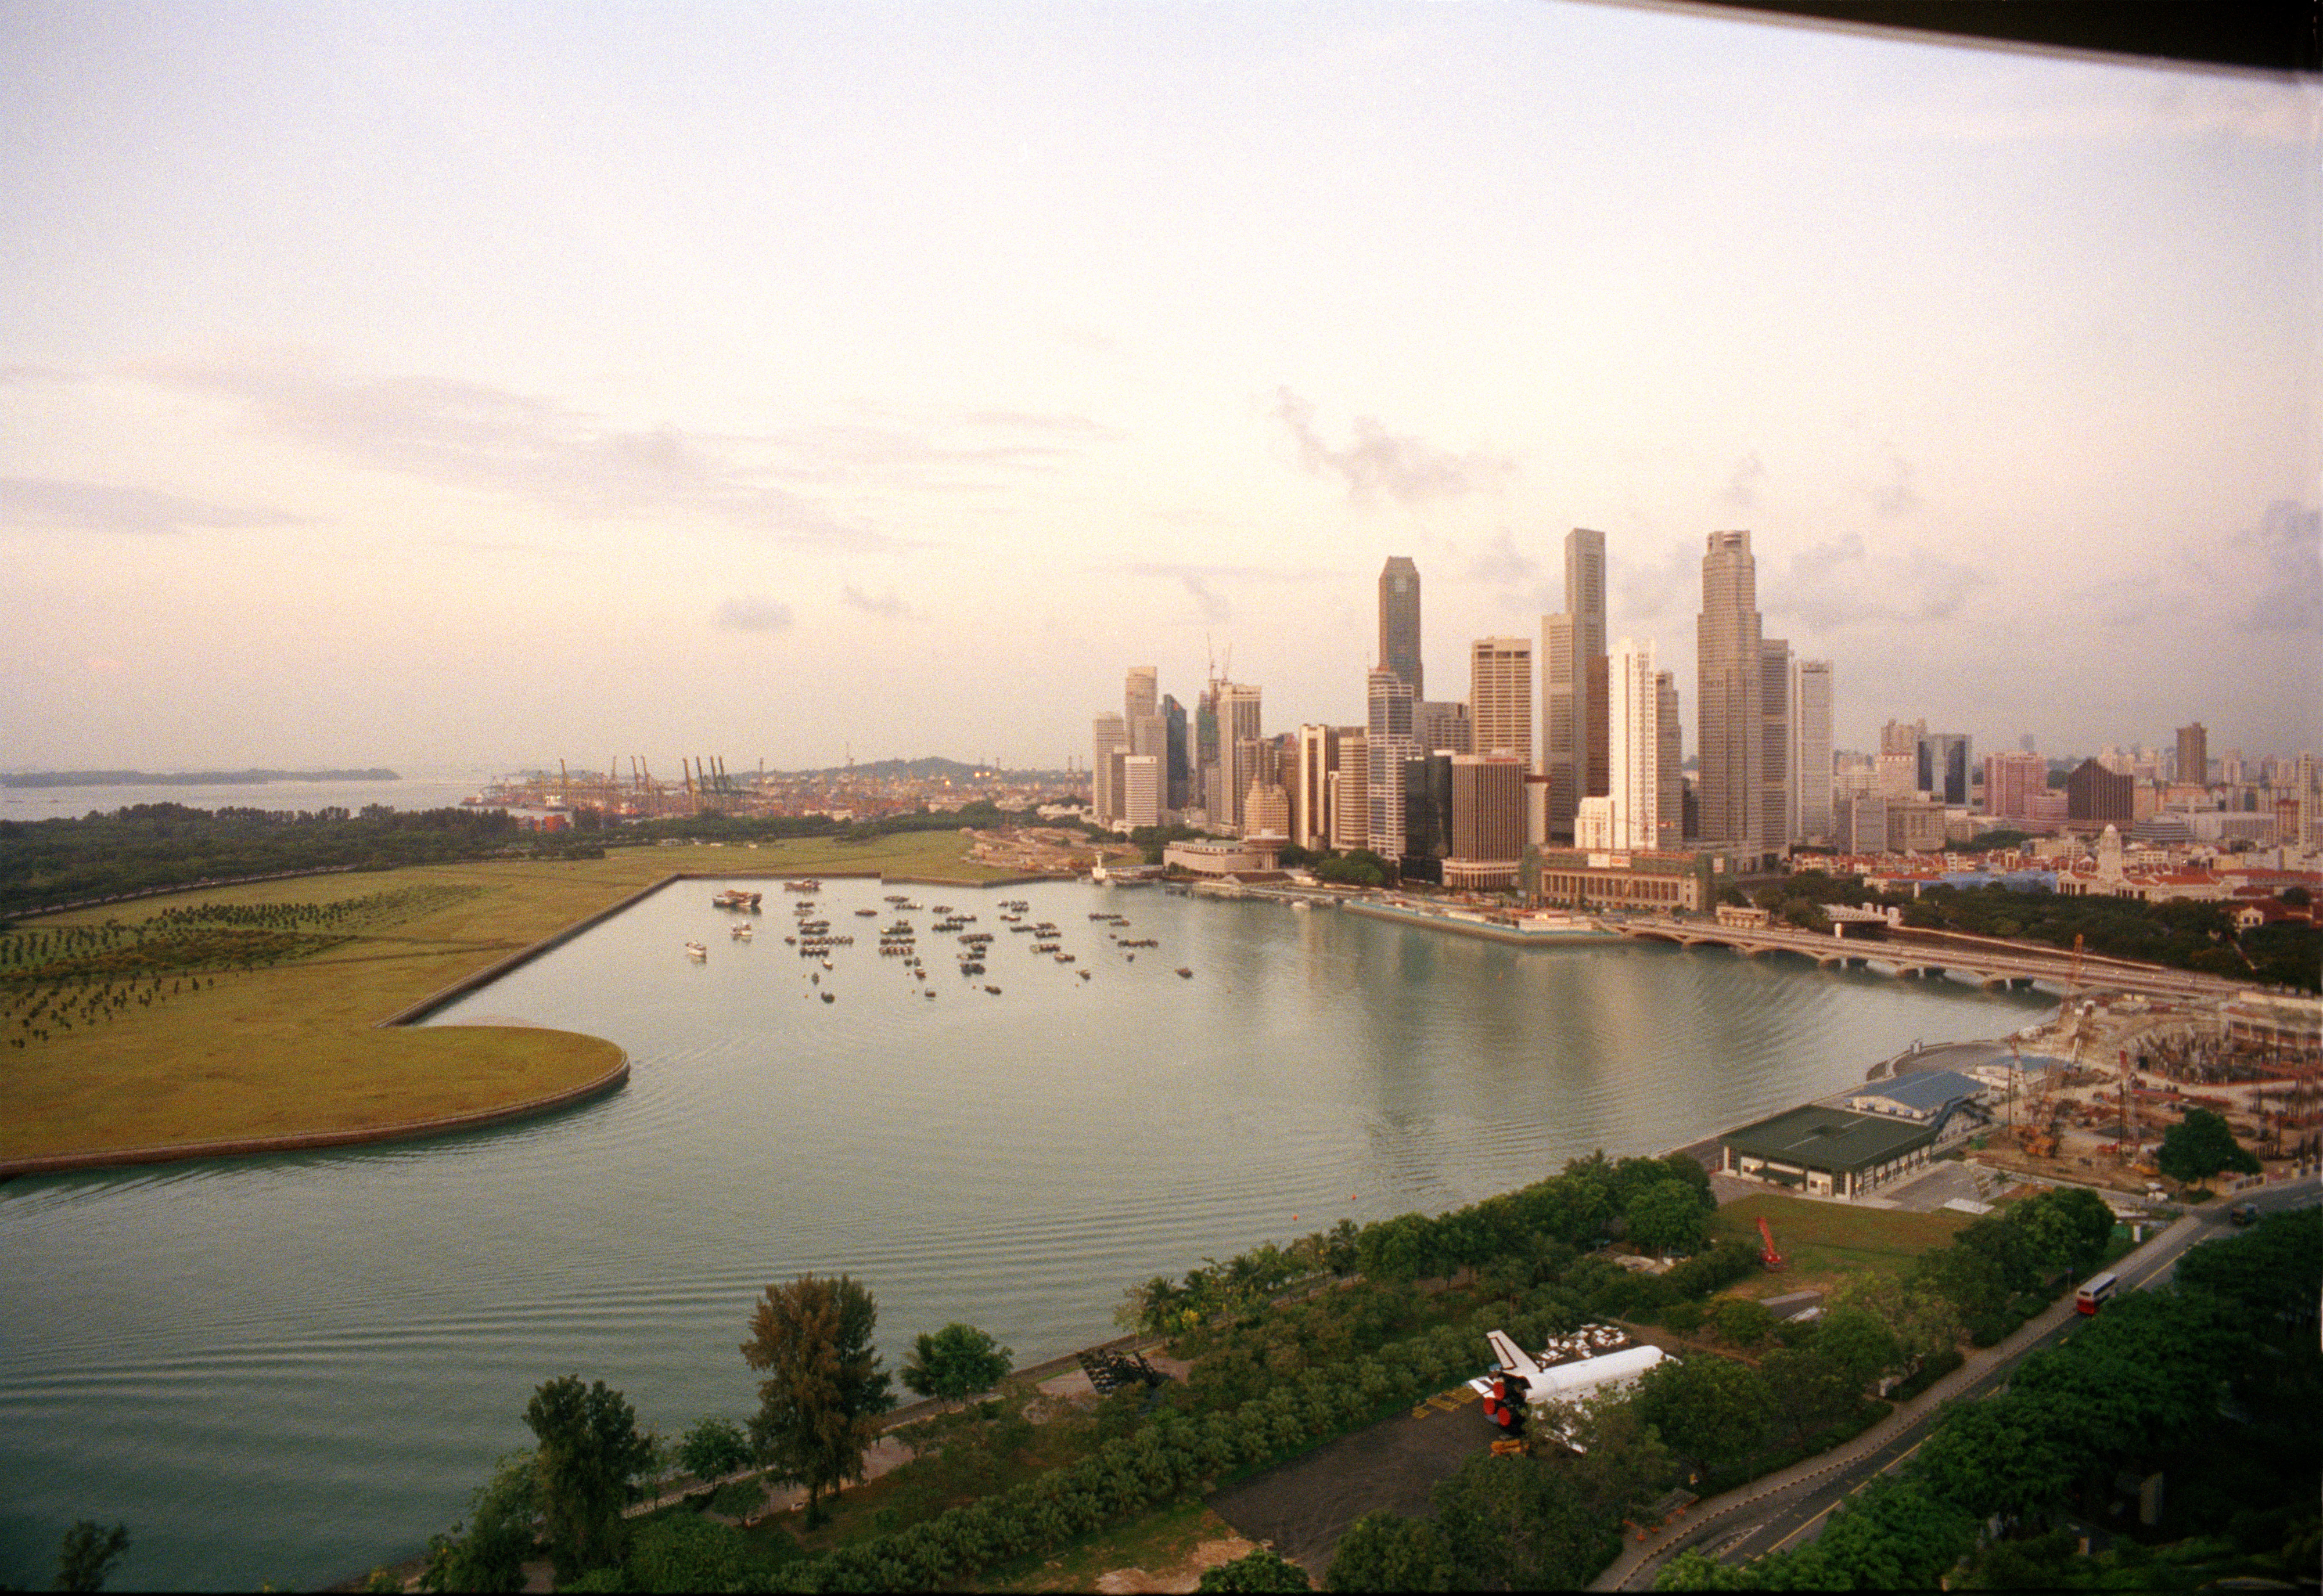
[1193,686,1221,822]
[1469,636,1533,762]
[1124,666,1157,722]
[1379,556,1423,699]
[1655,671,1684,849]
[1608,639,1660,850]
[1367,666,1416,857]
[1219,683,1263,831]
[2177,723,2209,787]
[1403,751,1454,874]
[1447,752,1527,891]
[2066,758,2134,825]
[1880,719,1926,756]
[1697,530,1764,860]
[1760,639,1793,857]
[1333,730,1371,850]
[1416,700,1472,756]
[1544,529,1608,841]
[1791,658,1834,846]
[1091,712,1128,822]
[1296,725,1339,851]
[1162,695,1191,810]
[1984,750,2048,822]
[1918,732,1973,806]
[1120,754,1161,828]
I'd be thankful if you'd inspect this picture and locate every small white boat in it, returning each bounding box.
[731,923,753,940]
[684,941,709,960]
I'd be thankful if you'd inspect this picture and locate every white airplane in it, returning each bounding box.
[1471,1330,1668,1436]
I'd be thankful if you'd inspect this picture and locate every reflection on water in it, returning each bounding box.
[0,878,2049,1589]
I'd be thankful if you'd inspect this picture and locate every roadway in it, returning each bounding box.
[1590,1174,2320,1590]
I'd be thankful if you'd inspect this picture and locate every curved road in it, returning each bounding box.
[1590,1174,2321,1590]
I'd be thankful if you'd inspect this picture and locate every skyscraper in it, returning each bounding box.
[1220,683,1263,831]
[1333,730,1371,850]
[1162,694,1191,810]
[1918,732,1973,806]
[1791,659,1835,846]
[1124,666,1157,722]
[1655,670,1684,849]
[1697,529,1764,860]
[1366,666,1416,857]
[1296,725,1339,851]
[1379,556,1422,700]
[1470,636,1533,763]
[1544,528,1607,840]
[1760,637,1793,857]
[2177,723,2209,786]
[1091,712,1128,822]
[1608,639,1660,850]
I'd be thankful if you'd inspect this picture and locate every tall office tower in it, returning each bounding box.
[1471,636,1533,762]
[1984,750,2048,822]
[1655,671,1684,849]
[1697,530,1764,859]
[2299,752,2318,847]
[1334,730,1371,849]
[1120,754,1161,828]
[1416,700,1472,756]
[1220,683,1263,831]
[1542,611,1577,835]
[1880,718,1926,757]
[1608,639,1660,850]
[1124,666,1157,722]
[1918,732,1973,805]
[1759,639,1793,857]
[1791,658,1834,846]
[1403,751,1454,869]
[1193,686,1221,820]
[1542,529,1609,841]
[1162,695,1191,809]
[1296,725,1339,851]
[2177,723,2209,786]
[1091,712,1128,822]
[1448,753,1527,889]
[1379,556,1423,698]
[1366,666,1416,857]
[1243,778,1290,838]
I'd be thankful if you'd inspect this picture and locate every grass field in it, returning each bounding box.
[1709,1192,1973,1297]
[1,830,1033,1164]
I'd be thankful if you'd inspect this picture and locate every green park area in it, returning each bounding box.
[1710,1192,1972,1298]
[0,830,1022,1166]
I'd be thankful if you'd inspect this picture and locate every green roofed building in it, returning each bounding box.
[1718,1103,1947,1199]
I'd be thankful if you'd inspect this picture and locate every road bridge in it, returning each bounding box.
[1612,916,2245,1001]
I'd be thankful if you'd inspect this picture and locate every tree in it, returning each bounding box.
[1431,1451,1616,1590]
[1632,1356,1776,1483]
[1625,1179,1710,1257]
[1324,1511,1454,1591]
[1199,1546,1314,1591]
[2156,1107,2261,1184]
[901,1322,1015,1402]
[53,1521,130,1593]
[742,1273,894,1527]
[524,1375,657,1580]
[417,1451,538,1593]
[2008,1185,2115,1278]
[675,1416,754,1501]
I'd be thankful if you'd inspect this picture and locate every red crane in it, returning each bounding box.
[1757,1216,1785,1269]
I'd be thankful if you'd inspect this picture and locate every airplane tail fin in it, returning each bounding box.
[1486,1330,1539,1378]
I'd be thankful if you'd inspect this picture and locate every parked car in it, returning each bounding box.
[2228,1202,2260,1227]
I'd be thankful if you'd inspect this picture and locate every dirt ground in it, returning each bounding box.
[1203,1396,1493,1574]
[1091,1533,1261,1593]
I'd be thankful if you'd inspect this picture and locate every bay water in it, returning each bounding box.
[0,877,2051,1588]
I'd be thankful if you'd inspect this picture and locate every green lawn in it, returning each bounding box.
[1710,1193,1972,1297]
[2,831,1036,1164]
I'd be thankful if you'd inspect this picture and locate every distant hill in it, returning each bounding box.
[772,756,1073,781]
[2,768,401,788]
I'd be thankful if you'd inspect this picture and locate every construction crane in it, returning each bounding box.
[1757,1216,1785,1269]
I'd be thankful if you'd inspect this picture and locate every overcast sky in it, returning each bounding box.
[5,1,2317,775]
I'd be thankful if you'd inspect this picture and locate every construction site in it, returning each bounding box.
[1966,972,2321,1194]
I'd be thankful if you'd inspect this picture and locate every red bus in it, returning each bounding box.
[2075,1272,2119,1315]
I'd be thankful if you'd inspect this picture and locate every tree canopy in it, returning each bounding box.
[899,1322,1015,1402]
[742,1274,894,1526]
[2156,1107,2261,1183]
[524,1375,657,1580]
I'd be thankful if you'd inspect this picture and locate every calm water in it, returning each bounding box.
[0,878,2051,1588]
[0,774,488,820]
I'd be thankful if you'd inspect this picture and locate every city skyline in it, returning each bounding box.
[4,2,2316,772]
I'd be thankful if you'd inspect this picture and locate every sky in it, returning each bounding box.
[3,0,2318,775]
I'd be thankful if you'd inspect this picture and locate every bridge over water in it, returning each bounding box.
[1613,917,2244,1001]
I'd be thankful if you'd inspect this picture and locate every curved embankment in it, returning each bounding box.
[1,864,1050,1179]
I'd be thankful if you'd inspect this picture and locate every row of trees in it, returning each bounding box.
[1902,880,2321,992]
